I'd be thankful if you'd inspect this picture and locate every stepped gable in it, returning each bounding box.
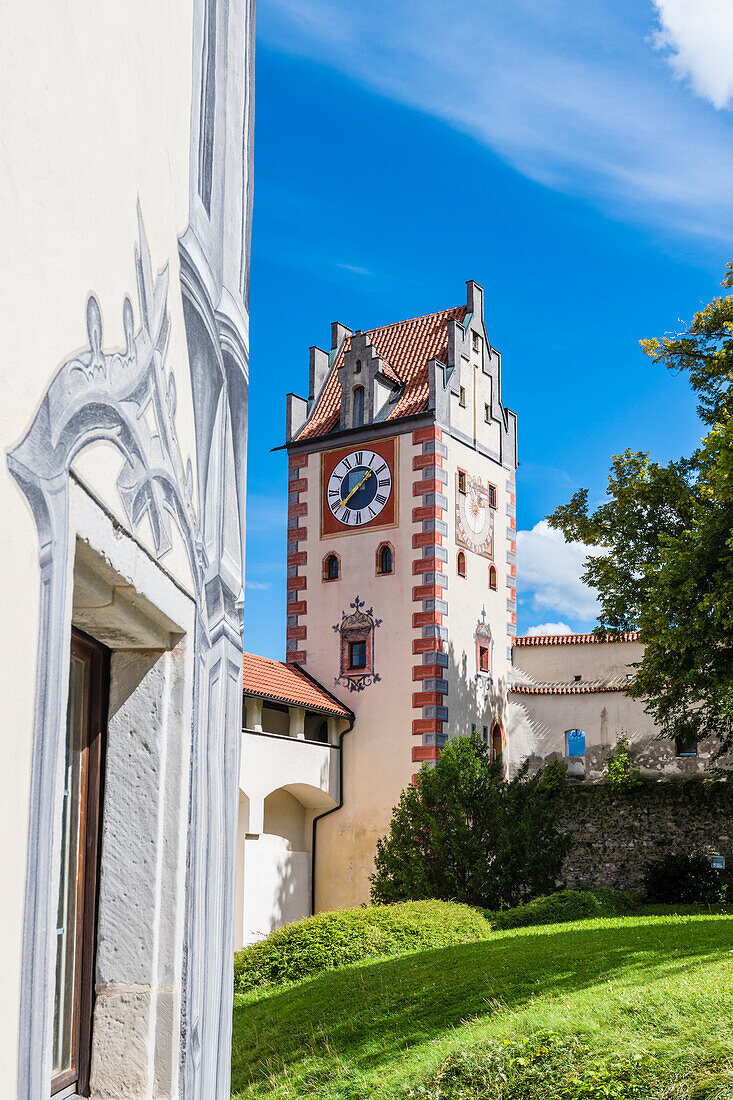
[243,651,351,717]
[297,304,468,441]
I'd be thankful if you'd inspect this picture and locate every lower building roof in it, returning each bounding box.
[243,652,352,718]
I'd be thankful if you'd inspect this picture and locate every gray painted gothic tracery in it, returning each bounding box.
[8,205,247,1098]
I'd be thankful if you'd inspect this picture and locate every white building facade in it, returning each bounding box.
[237,654,352,947]
[0,2,254,1097]
[283,282,518,909]
[507,632,725,778]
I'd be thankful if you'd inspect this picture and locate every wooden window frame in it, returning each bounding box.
[487,483,497,509]
[457,469,467,495]
[457,551,467,578]
[349,640,367,670]
[52,628,109,1098]
[376,541,395,576]
[322,552,341,582]
[489,565,497,590]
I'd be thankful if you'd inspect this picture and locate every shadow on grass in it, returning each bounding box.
[231,914,733,1094]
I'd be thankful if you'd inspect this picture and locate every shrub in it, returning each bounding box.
[409,1033,659,1100]
[491,888,640,930]
[233,899,492,992]
[644,853,726,904]
[605,736,641,792]
[370,734,571,910]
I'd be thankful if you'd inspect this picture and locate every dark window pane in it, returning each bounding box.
[349,641,366,669]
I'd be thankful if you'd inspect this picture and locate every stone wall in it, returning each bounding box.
[560,779,733,893]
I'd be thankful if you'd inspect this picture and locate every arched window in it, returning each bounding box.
[352,385,365,428]
[489,565,497,590]
[457,551,467,578]
[355,358,362,374]
[323,553,340,581]
[491,721,503,764]
[376,542,394,575]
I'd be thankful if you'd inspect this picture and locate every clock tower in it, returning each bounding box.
[284,280,518,909]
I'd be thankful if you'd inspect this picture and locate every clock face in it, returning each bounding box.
[321,437,398,536]
[456,474,494,558]
[326,449,393,527]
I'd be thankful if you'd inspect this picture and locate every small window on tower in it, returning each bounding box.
[482,725,489,743]
[488,484,497,509]
[489,565,497,590]
[457,551,467,578]
[376,543,394,575]
[323,553,340,581]
[352,386,365,428]
[458,470,467,495]
[349,640,367,669]
[355,358,362,374]
[484,403,490,424]
[459,386,467,407]
[472,331,481,353]
[478,644,490,673]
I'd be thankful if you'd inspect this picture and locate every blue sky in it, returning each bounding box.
[245,0,733,659]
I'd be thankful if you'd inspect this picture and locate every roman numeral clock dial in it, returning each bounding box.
[321,438,397,536]
[327,449,393,527]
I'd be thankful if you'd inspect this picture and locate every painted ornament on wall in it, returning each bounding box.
[333,596,382,691]
[474,609,493,702]
[456,473,494,558]
[321,437,397,537]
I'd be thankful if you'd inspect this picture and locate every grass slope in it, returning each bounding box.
[231,911,733,1099]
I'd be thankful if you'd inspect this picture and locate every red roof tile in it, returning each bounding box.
[510,683,627,695]
[513,632,640,647]
[297,305,468,441]
[243,652,351,717]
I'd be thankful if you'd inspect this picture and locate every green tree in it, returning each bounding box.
[548,263,733,754]
[369,735,570,910]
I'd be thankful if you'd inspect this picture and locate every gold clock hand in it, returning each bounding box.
[338,468,373,509]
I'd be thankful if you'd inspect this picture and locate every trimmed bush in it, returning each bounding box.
[644,853,726,904]
[490,888,639,930]
[233,899,492,992]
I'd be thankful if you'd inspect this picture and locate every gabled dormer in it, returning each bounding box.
[337,331,402,431]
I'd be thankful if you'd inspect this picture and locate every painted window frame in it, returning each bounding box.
[457,550,467,578]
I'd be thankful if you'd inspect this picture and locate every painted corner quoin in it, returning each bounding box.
[411,425,449,773]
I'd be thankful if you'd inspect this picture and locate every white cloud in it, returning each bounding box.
[653,1,733,109]
[525,621,573,637]
[245,580,271,590]
[517,520,600,621]
[261,0,733,243]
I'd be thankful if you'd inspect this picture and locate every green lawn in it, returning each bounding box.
[231,911,733,1099]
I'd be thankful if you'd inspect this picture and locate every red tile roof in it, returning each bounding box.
[297,305,468,441]
[243,652,351,717]
[513,632,640,647]
[510,683,627,695]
